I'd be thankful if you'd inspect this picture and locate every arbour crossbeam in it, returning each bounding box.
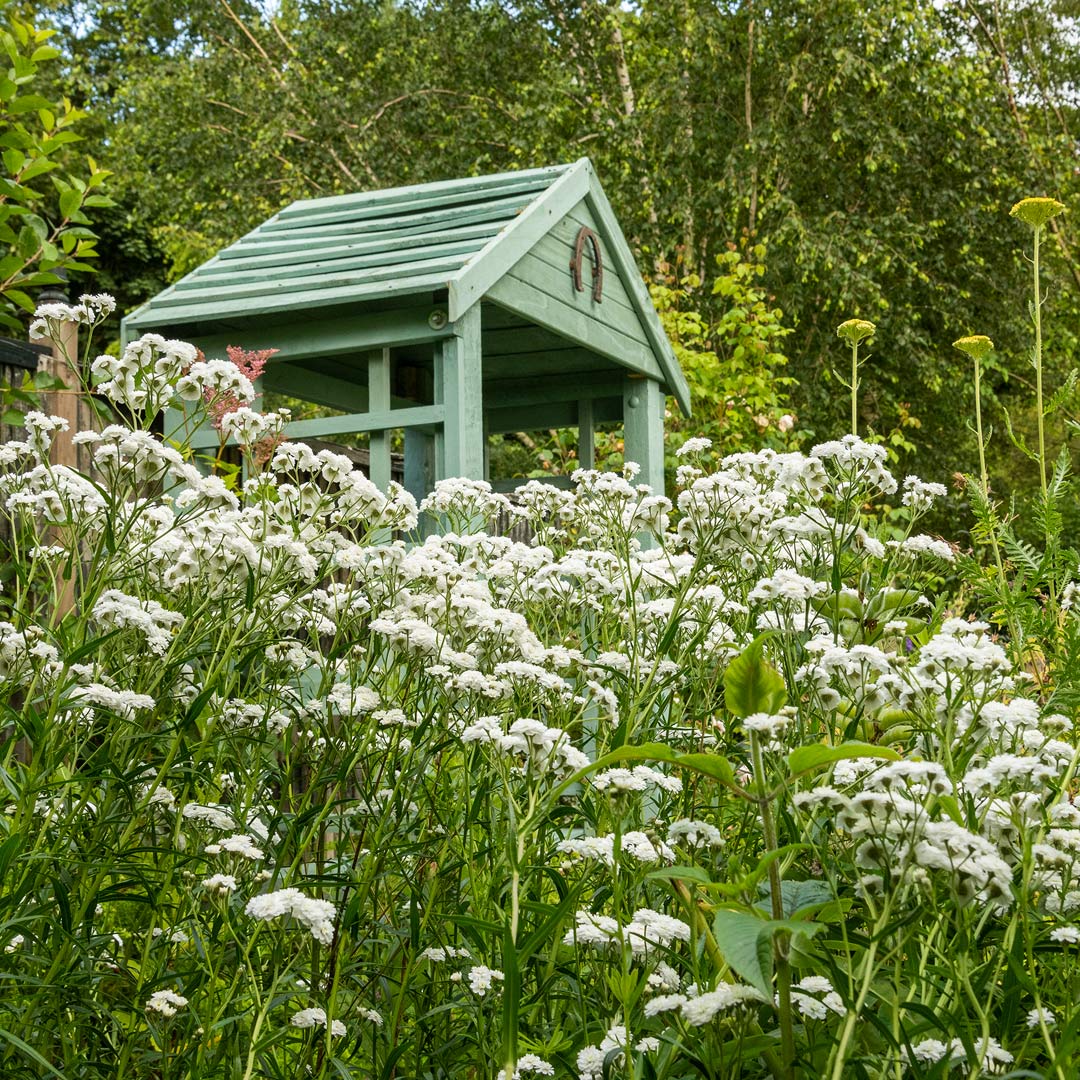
[123,158,690,502]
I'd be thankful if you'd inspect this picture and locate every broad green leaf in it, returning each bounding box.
[755,878,835,918]
[711,908,773,998]
[787,742,899,779]
[724,636,787,718]
[645,864,714,886]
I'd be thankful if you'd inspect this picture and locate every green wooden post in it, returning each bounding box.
[436,305,484,480]
[578,398,595,470]
[622,376,664,495]
[404,426,435,533]
[368,348,392,491]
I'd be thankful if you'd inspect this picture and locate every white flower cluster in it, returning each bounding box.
[91,589,184,655]
[244,888,336,945]
[146,989,188,1018]
[290,1007,346,1037]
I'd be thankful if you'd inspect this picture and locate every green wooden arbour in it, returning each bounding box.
[122,158,690,499]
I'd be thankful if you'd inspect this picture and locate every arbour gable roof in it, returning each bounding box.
[124,158,690,414]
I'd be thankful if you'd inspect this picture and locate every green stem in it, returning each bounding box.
[752,733,795,1079]
[1034,225,1047,507]
[851,341,859,437]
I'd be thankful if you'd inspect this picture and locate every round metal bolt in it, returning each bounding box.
[628,395,640,408]
[428,309,448,330]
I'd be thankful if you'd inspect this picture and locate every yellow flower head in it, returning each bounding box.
[952,335,994,361]
[837,319,876,346]
[1010,198,1066,230]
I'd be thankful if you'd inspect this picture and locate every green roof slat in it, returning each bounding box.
[215,221,504,267]
[236,197,526,245]
[134,273,450,325]
[153,253,464,308]
[190,237,486,286]
[271,174,554,230]
[276,163,570,218]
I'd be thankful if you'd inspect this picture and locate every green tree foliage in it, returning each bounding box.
[25,0,1080,491]
[655,244,797,456]
[0,14,111,329]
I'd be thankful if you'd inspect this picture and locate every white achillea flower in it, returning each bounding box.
[680,983,765,1025]
[620,831,676,864]
[419,945,471,962]
[151,928,189,944]
[22,412,68,455]
[466,965,504,997]
[146,989,188,1017]
[201,874,238,894]
[183,803,235,830]
[743,712,791,748]
[357,1007,383,1025]
[557,835,616,865]
[205,834,264,861]
[676,437,713,457]
[290,1007,346,1037]
[748,569,828,604]
[889,534,955,561]
[66,684,156,719]
[1027,1006,1055,1029]
[901,475,947,513]
[644,993,687,1017]
[557,831,674,866]
[667,819,724,848]
[91,589,184,655]
[175,358,255,404]
[1051,926,1080,943]
[785,976,845,1019]
[245,888,336,945]
[5,934,24,953]
[900,1038,949,1064]
[563,911,620,948]
[512,1054,554,1077]
[218,407,289,448]
[592,766,681,795]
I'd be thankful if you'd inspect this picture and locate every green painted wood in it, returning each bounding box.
[177,306,449,362]
[198,236,490,283]
[227,202,525,250]
[491,475,574,493]
[131,273,451,325]
[585,183,691,416]
[263,362,371,412]
[448,160,590,320]
[481,326,578,357]
[404,427,435,519]
[192,404,444,448]
[277,166,568,221]
[268,177,553,233]
[436,305,484,479]
[260,190,536,236]
[578,398,595,470]
[483,353,617,381]
[159,254,465,306]
[486,274,663,382]
[215,222,503,269]
[501,250,650,352]
[486,396,621,434]
[368,348,392,493]
[622,375,664,496]
[529,226,639,317]
[480,303,532,331]
[483,370,623,407]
